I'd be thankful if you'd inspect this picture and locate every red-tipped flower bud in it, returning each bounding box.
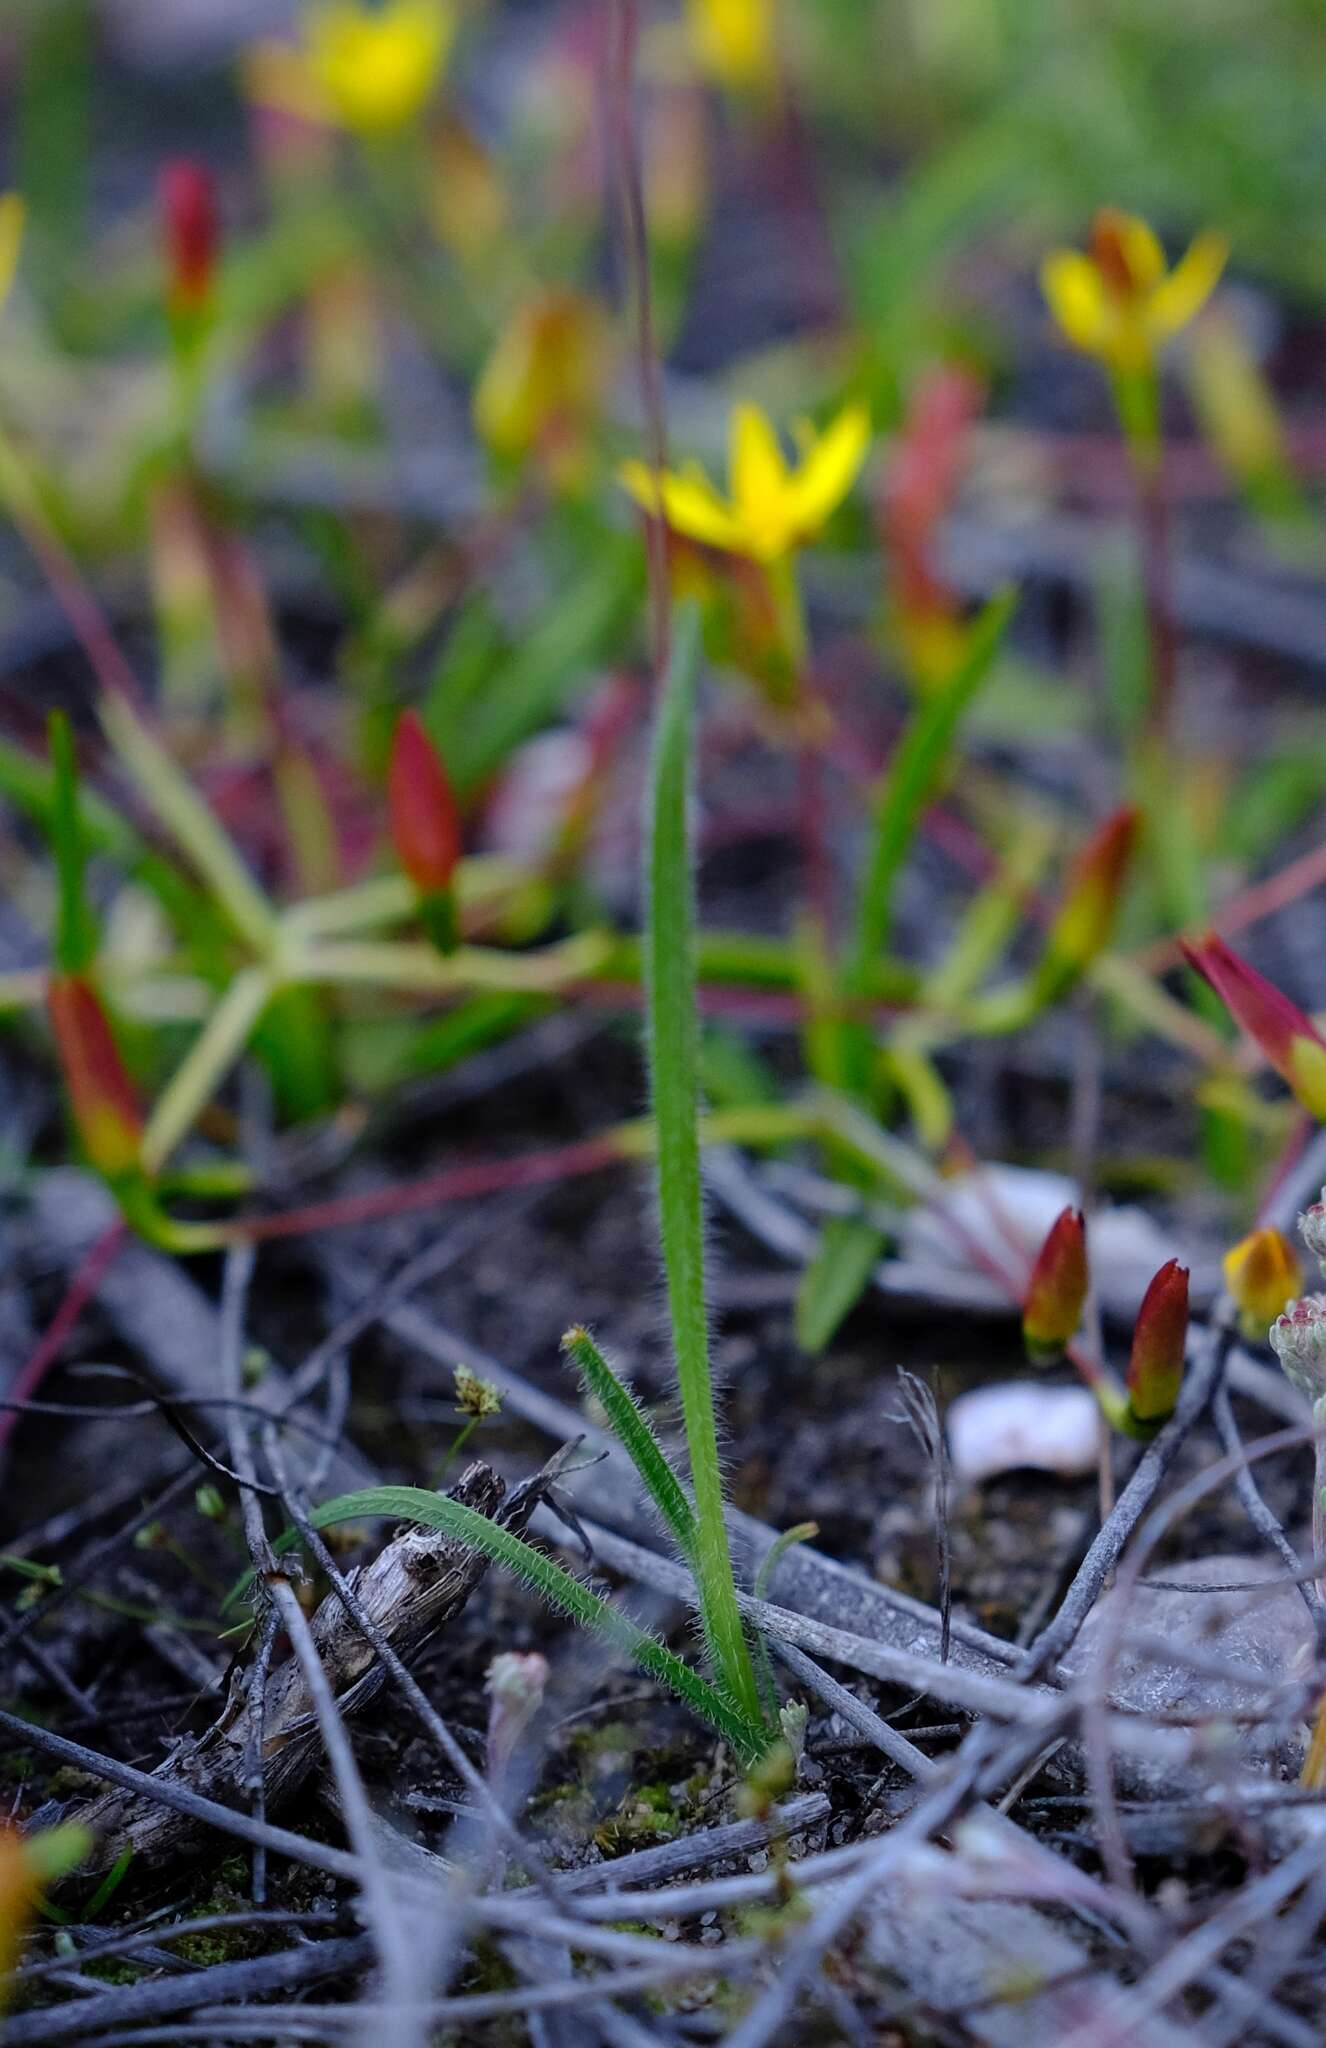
[1023,1206,1088,1361]
[1222,1226,1302,1342]
[160,159,217,319]
[1181,934,1326,1121]
[47,974,143,1182]
[1125,1258,1189,1430]
[388,710,461,952]
[883,366,982,621]
[1034,807,1140,1005]
[1269,1294,1326,1402]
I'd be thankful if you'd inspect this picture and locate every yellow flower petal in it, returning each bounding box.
[1146,229,1228,342]
[730,403,789,522]
[306,0,453,134]
[659,468,748,551]
[782,401,870,541]
[618,458,664,514]
[1041,250,1113,354]
[1111,211,1166,292]
[618,459,745,552]
[0,194,24,313]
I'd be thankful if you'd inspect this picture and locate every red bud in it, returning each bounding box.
[48,974,143,1181]
[389,711,460,891]
[388,712,461,949]
[1023,1206,1088,1360]
[1181,934,1326,1120]
[1125,1258,1189,1428]
[882,365,982,623]
[160,159,217,318]
[1034,807,1139,1003]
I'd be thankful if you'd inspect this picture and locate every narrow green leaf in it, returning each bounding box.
[562,1325,698,1564]
[794,1213,885,1353]
[247,1485,766,1761]
[645,602,766,1731]
[47,710,95,975]
[99,692,277,956]
[849,587,1016,982]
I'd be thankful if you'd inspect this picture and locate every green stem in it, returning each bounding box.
[283,856,523,940]
[434,1415,478,1486]
[848,588,1015,987]
[99,692,277,957]
[286,930,607,992]
[139,967,274,1175]
[645,603,766,1733]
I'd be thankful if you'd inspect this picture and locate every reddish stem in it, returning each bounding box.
[569,977,909,1028]
[1136,836,1326,978]
[3,458,147,712]
[232,1134,626,1244]
[0,1219,128,1459]
[1137,457,1179,744]
[605,0,671,684]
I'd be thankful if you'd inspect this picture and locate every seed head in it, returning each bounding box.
[453,1364,501,1420]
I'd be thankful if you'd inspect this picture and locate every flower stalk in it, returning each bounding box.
[1042,209,1226,742]
[645,602,767,1733]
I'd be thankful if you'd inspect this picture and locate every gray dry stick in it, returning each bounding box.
[59,1461,510,1878]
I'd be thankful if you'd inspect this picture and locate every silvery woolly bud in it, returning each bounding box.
[1299,1194,1326,1277]
[1269,1294,1326,1401]
[485,1651,549,1781]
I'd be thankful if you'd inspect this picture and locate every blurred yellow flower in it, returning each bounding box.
[620,400,869,563]
[1223,1225,1302,1342]
[686,0,777,94]
[2,1822,90,2007]
[0,195,25,312]
[245,1,453,136]
[1041,208,1227,373]
[474,291,611,487]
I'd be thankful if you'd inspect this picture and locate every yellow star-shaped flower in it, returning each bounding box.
[620,400,870,563]
[1041,208,1227,374]
[686,0,777,94]
[245,1,453,137]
